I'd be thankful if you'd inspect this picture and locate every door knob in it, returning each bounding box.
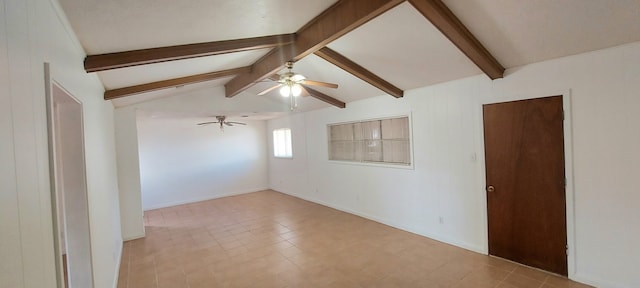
[486,185,495,192]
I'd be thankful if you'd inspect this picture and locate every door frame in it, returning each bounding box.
[475,90,576,278]
[45,63,95,287]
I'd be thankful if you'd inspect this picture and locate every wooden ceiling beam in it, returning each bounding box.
[225,0,405,98]
[305,87,346,109]
[315,47,403,98]
[408,0,504,79]
[85,34,295,72]
[104,66,251,100]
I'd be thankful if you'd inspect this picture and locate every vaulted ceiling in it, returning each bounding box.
[59,0,640,113]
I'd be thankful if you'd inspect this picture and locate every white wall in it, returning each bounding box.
[114,107,145,240]
[137,116,269,210]
[0,0,122,287]
[115,87,287,238]
[268,41,640,288]
[268,113,312,196]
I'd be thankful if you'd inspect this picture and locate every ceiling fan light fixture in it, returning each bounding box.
[255,61,337,110]
[279,83,303,97]
[291,83,302,97]
[279,85,291,97]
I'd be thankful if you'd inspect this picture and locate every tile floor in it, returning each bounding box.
[117,190,592,288]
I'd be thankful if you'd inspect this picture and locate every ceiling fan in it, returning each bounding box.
[197,116,246,131]
[257,61,338,110]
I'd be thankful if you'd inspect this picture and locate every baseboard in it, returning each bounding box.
[572,272,626,288]
[123,233,145,241]
[112,240,123,288]
[143,187,269,211]
[273,189,485,255]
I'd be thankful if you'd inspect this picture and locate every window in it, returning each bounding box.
[328,116,411,166]
[273,128,292,158]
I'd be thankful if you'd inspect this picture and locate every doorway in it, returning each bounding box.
[483,96,567,275]
[46,65,95,288]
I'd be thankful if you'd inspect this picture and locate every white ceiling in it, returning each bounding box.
[444,0,640,67]
[59,0,640,116]
[327,2,482,90]
[110,77,235,107]
[60,0,338,54]
[136,110,287,122]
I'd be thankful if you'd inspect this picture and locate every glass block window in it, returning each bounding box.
[328,116,410,165]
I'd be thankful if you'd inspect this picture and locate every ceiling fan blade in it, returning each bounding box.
[253,75,280,83]
[197,121,220,125]
[224,122,233,126]
[302,79,338,89]
[268,74,281,81]
[227,122,247,125]
[257,84,283,96]
[299,85,311,97]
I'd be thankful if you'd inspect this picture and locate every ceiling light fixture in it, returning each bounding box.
[291,84,302,97]
[279,84,291,97]
[257,61,337,111]
[279,83,302,97]
[279,82,302,110]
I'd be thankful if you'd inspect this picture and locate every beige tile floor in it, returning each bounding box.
[117,190,592,288]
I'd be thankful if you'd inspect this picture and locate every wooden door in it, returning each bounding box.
[483,96,567,275]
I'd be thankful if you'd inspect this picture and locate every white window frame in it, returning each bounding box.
[327,114,414,169]
[273,128,293,159]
